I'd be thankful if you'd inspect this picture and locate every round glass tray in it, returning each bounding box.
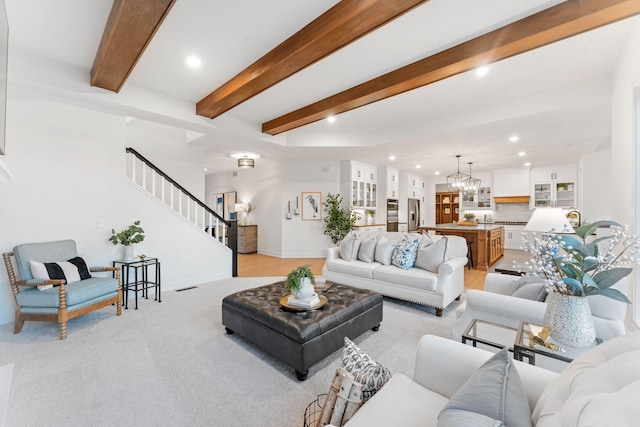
[279,294,328,311]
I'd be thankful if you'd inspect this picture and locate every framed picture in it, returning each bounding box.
[302,192,322,220]
[213,193,224,218]
[223,191,237,220]
[444,207,451,214]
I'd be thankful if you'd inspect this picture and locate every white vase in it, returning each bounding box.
[367,215,374,225]
[543,292,596,348]
[123,245,134,261]
[292,277,315,300]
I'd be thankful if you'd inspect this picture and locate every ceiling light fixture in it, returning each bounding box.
[237,157,255,169]
[509,135,520,142]
[518,151,526,157]
[186,56,202,68]
[389,155,396,161]
[416,165,421,169]
[326,115,336,123]
[435,171,440,176]
[475,66,489,77]
[447,155,470,191]
[463,162,481,194]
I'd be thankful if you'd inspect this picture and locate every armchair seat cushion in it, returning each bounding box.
[16,277,119,308]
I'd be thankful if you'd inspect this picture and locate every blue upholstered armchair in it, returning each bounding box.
[3,239,122,340]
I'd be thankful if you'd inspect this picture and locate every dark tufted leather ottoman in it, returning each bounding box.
[222,281,383,381]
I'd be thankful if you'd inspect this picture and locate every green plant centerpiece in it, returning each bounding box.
[323,193,361,245]
[463,212,476,221]
[109,220,145,246]
[285,265,316,300]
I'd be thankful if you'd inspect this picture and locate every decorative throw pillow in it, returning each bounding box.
[357,235,377,263]
[374,236,397,266]
[390,234,420,270]
[511,276,548,301]
[415,236,448,273]
[29,256,92,291]
[341,337,392,402]
[437,348,532,427]
[339,234,361,261]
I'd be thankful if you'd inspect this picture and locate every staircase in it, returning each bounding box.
[124,147,237,276]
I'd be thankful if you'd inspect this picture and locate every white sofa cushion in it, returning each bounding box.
[357,235,377,263]
[372,265,438,292]
[415,236,448,273]
[374,236,397,265]
[325,258,380,279]
[533,330,640,427]
[340,234,361,261]
[346,373,449,426]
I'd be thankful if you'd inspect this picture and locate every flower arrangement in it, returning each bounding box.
[520,220,639,303]
[108,220,145,246]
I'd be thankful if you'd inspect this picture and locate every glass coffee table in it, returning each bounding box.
[514,321,602,365]
[462,319,518,352]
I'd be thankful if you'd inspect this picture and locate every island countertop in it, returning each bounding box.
[419,223,504,231]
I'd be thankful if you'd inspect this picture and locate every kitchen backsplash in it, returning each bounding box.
[465,203,533,223]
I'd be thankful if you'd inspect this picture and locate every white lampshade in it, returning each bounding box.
[524,208,573,233]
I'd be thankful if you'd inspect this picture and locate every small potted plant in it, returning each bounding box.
[463,212,476,222]
[109,220,145,260]
[365,209,375,225]
[285,265,316,299]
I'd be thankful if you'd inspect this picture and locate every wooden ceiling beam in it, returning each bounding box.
[262,0,640,135]
[91,0,176,93]
[196,0,429,119]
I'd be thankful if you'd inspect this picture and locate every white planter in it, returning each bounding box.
[292,277,315,300]
[544,292,596,348]
[123,245,134,261]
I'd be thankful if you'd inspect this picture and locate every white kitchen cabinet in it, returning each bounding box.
[504,225,526,250]
[530,165,577,209]
[407,172,425,200]
[461,187,492,209]
[386,167,399,199]
[398,223,408,232]
[493,169,530,196]
[343,160,378,209]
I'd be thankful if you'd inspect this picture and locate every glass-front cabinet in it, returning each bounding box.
[347,160,377,209]
[532,181,575,208]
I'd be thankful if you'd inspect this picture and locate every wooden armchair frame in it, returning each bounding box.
[3,252,122,340]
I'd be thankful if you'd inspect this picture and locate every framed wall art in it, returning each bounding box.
[302,192,321,220]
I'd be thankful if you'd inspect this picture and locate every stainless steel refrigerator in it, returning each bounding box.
[408,198,420,232]
[386,199,398,231]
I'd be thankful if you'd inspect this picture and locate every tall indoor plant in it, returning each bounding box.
[522,220,638,347]
[109,220,145,260]
[322,193,361,245]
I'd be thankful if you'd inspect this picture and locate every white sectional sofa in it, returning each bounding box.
[322,231,468,316]
[344,331,640,426]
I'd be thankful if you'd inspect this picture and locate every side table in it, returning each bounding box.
[461,318,517,352]
[113,257,161,310]
[514,321,602,365]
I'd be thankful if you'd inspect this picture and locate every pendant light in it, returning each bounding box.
[463,162,481,194]
[447,155,470,191]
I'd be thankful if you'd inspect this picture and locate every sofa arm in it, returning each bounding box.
[413,335,557,411]
[326,247,340,261]
[483,272,520,295]
[438,257,467,278]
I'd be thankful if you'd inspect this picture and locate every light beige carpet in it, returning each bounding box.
[0,277,460,427]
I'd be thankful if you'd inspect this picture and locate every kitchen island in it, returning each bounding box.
[419,224,504,271]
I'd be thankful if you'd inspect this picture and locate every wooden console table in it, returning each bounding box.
[238,225,257,254]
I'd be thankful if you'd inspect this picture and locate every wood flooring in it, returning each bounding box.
[238,253,498,291]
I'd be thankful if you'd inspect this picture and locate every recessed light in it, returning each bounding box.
[204,167,209,172]
[389,155,396,161]
[517,151,526,157]
[475,66,489,77]
[326,116,336,123]
[229,152,261,159]
[524,162,531,167]
[509,135,520,142]
[186,56,202,68]
[416,165,421,169]
[435,171,440,176]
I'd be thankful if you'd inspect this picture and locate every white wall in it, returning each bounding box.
[611,17,640,327]
[206,160,340,258]
[0,85,231,326]
[579,150,612,224]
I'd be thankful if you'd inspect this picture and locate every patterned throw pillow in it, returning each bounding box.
[341,337,392,402]
[29,256,92,290]
[390,234,420,270]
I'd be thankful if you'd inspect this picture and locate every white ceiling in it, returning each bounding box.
[5,0,639,176]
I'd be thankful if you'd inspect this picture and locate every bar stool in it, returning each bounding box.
[466,241,474,270]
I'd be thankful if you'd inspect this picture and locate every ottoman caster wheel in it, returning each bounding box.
[372,324,380,332]
[295,370,309,381]
[225,327,235,335]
